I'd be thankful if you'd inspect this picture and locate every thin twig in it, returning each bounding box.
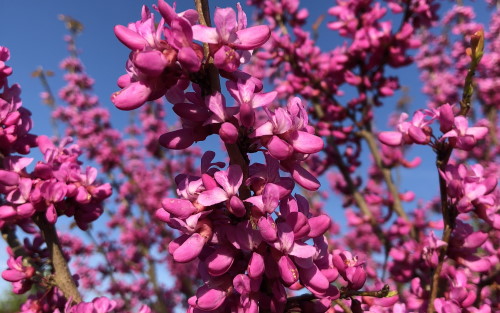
[333,299,353,313]
[33,214,82,303]
[1,226,28,259]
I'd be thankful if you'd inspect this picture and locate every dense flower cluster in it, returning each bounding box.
[1,0,499,312]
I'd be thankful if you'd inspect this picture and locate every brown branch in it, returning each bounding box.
[334,299,353,313]
[286,285,396,312]
[1,226,28,259]
[33,214,82,303]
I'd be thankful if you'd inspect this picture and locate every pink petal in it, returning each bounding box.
[239,101,255,128]
[173,233,205,263]
[290,131,324,154]
[438,103,454,133]
[267,136,293,160]
[0,170,19,186]
[1,269,25,282]
[155,208,171,223]
[253,121,274,137]
[299,264,329,294]
[278,255,299,286]
[159,128,195,150]
[111,81,151,111]
[277,222,294,252]
[214,7,238,42]
[258,216,278,242]
[459,255,491,272]
[463,231,488,249]
[161,198,197,219]
[286,212,310,240]
[378,131,402,146]
[173,102,211,122]
[233,25,271,50]
[454,116,468,134]
[178,47,201,72]
[114,25,147,50]
[248,252,265,278]
[133,50,168,77]
[308,215,331,238]
[194,285,227,311]
[206,245,235,276]
[289,242,317,259]
[17,203,34,219]
[233,274,251,295]
[214,165,243,196]
[245,195,264,213]
[291,164,320,191]
[219,122,238,144]
[251,91,277,108]
[45,204,57,224]
[192,25,220,44]
[466,126,488,140]
[0,205,17,219]
[408,125,428,144]
[262,183,280,213]
[197,187,229,206]
[214,46,241,72]
[229,195,246,217]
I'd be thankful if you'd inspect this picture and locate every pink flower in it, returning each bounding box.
[441,116,488,150]
[192,4,271,72]
[227,78,277,128]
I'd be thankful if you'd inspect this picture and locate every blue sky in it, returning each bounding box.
[0,0,492,299]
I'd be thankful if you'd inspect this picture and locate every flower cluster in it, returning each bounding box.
[378,103,488,150]
[0,135,111,230]
[156,152,343,311]
[1,0,499,312]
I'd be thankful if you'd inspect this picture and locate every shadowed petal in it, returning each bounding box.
[173,233,205,263]
[159,128,195,150]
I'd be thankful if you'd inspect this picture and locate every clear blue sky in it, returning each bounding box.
[0,0,491,297]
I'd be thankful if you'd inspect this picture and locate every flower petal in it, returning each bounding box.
[197,187,229,206]
[233,25,271,50]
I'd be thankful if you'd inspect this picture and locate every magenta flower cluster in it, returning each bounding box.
[1,0,499,312]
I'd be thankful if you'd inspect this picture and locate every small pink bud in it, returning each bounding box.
[206,245,235,276]
[378,131,403,146]
[219,122,239,144]
[248,252,265,278]
[267,136,293,160]
[114,25,148,50]
[229,196,246,217]
[258,216,278,242]
[0,170,19,186]
[278,255,299,286]
[172,233,206,263]
[308,215,331,238]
